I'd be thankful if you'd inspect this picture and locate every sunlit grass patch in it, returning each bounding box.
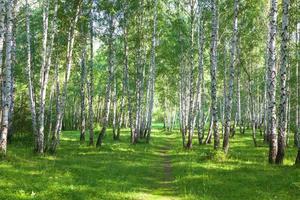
[0,128,299,199]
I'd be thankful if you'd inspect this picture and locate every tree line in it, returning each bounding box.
[0,0,299,165]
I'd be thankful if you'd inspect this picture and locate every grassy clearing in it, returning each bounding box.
[0,127,299,200]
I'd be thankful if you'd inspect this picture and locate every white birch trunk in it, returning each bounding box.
[96,13,115,147]
[88,0,95,145]
[210,0,219,150]
[0,0,13,155]
[51,1,82,152]
[25,0,38,147]
[267,0,278,164]
[80,45,87,143]
[223,0,238,153]
[276,0,289,164]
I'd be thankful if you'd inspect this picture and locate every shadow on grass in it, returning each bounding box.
[1,128,300,200]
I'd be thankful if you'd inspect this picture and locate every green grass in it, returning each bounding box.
[0,127,299,200]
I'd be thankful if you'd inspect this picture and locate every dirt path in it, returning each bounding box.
[152,137,180,200]
[159,145,173,185]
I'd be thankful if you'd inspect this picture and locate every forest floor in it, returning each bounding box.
[0,125,300,200]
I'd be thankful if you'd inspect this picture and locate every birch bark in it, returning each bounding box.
[223,0,238,153]
[276,0,289,164]
[210,0,219,150]
[0,0,13,155]
[267,0,278,164]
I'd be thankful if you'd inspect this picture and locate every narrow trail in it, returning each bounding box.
[152,135,180,200]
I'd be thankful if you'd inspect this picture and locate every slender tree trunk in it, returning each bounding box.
[112,77,117,140]
[0,0,13,155]
[45,83,55,150]
[88,0,95,145]
[96,13,114,147]
[116,9,129,139]
[133,0,145,143]
[36,0,58,153]
[177,0,186,147]
[236,42,241,134]
[295,19,300,165]
[276,0,289,164]
[223,0,238,154]
[186,0,196,149]
[80,45,87,143]
[36,0,50,153]
[51,60,59,144]
[205,114,213,144]
[210,0,219,150]
[50,1,82,153]
[197,0,205,145]
[7,0,16,142]
[267,0,278,164]
[0,0,5,130]
[245,66,257,147]
[25,0,38,149]
[145,0,158,142]
[222,47,227,137]
[264,21,273,143]
[121,12,134,140]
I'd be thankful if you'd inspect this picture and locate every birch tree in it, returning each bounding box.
[0,0,6,131]
[223,0,239,154]
[144,0,158,142]
[132,0,145,144]
[96,13,115,147]
[80,45,87,143]
[32,0,58,153]
[267,0,278,164]
[186,0,196,149]
[276,0,289,164]
[210,0,219,150]
[50,1,82,153]
[295,19,300,165]
[25,0,38,147]
[0,0,13,155]
[88,0,95,145]
[196,0,205,145]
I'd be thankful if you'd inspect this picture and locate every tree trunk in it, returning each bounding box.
[96,13,114,147]
[197,0,205,145]
[7,0,16,142]
[88,1,95,145]
[36,0,58,153]
[36,0,50,153]
[80,45,87,143]
[121,11,134,140]
[236,39,241,135]
[295,17,300,165]
[25,0,38,149]
[0,0,13,155]
[133,0,145,144]
[145,0,158,142]
[245,66,257,147]
[0,0,5,130]
[112,77,117,140]
[50,1,82,153]
[267,0,278,164]
[210,0,219,150]
[186,0,196,149]
[223,0,238,154]
[276,0,289,165]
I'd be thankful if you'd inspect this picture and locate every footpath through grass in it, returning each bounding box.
[0,127,300,200]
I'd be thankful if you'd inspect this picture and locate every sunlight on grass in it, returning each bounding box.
[0,128,299,200]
